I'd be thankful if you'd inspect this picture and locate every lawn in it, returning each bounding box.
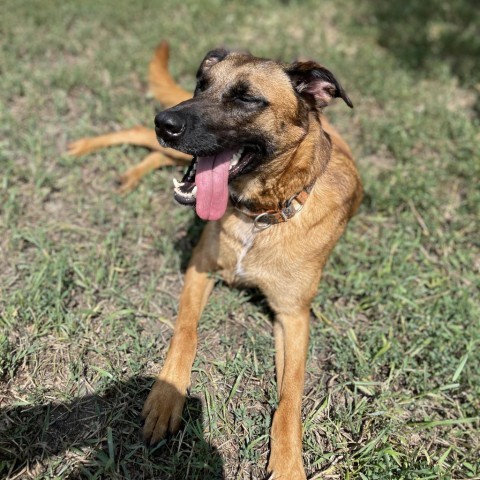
[0,0,479,479]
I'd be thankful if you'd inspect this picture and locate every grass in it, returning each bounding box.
[0,0,479,478]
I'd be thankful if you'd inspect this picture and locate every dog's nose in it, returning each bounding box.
[155,111,185,139]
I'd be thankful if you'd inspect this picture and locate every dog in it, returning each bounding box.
[70,42,363,479]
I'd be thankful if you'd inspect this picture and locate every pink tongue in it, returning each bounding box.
[195,150,234,221]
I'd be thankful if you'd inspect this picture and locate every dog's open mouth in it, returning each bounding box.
[173,146,256,221]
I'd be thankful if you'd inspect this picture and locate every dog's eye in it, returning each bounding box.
[235,95,267,106]
[236,95,256,103]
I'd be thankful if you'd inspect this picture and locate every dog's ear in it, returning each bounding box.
[285,61,353,109]
[196,48,229,78]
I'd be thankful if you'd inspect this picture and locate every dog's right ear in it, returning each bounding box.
[196,48,229,78]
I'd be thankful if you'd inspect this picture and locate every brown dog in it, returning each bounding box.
[70,42,362,479]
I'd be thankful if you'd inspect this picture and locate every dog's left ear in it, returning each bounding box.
[285,61,353,109]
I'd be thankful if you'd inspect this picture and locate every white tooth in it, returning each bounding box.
[173,178,186,189]
[231,151,241,167]
[192,186,197,195]
[231,147,244,166]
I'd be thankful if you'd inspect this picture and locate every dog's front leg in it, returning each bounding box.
[142,237,216,444]
[268,308,310,480]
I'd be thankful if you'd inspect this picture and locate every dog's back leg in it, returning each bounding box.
[67,125,163,156]
[67,42,194,192]
[67,41,193,159]
[67,124,190,162]
[67,125,191,191]
[118,151,190,193]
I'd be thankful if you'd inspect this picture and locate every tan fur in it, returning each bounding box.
[148,40,192,107]
[69,42,362,479]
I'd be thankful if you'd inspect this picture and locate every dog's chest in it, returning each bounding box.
[220,217,258,283]
[234,225,256,278]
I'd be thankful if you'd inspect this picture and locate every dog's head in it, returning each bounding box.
[155,49,352,221]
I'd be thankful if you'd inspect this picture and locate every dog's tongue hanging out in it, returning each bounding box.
[195,150,235,221]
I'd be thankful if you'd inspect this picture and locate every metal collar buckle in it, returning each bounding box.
[253,212,278,230]
[252,194,305,230]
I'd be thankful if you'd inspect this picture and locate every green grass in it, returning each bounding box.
[1,0,479,478]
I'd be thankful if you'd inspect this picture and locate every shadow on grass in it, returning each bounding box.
[175,214,206,272]
[364,0,480,111]
[0,376,224,479]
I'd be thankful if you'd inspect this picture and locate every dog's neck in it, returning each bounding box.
[230,112,331,211]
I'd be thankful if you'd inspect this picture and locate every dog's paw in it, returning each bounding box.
[266,457,307,480]
[67,138,94,157]
[117,167,141,194]
[141,379,186,445]
[267,406,306,479]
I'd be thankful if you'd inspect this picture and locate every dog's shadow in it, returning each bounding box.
[0,376,224,479]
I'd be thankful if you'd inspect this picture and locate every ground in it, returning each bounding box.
[0,0,479,479]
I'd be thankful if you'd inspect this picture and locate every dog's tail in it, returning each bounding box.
[149,41,193,108]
